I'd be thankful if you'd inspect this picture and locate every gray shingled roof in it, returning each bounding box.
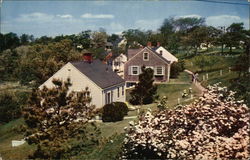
[70,60,125,89]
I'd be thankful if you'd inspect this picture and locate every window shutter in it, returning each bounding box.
[128,66,131,75]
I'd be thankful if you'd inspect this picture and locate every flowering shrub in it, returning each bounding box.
[122,84,249,159]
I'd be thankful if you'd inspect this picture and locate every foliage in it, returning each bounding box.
[122,29,150,48]
[157,96,168,111]
[224,23,245,53]
[0,90,29,124]
[91,29,108,48]
[129,67,157,105]
[229,40,250,106]
[170,60,185,78]
[122,84,249,159]
[193,55,210,72]
[102,102,128,122]
[22,79,98,159]
[0,92,20,124]
[17,39,81,85]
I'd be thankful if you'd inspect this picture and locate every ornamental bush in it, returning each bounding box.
[102,102,128,122]
[122,83,249,159]
[170,60,185,78]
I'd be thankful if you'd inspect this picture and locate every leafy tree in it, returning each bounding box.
[122,29,150,48]
[129,67,157,105]
[20,34,30,45]
[174,17,205,32]
[123,84,249,159]
[170,60,185,78]
[77,30,92,49]
[91,29,108,48]
[108,34,120,44]
[23,79,99,159]
[225,23,245,53]
[0,32,20,51]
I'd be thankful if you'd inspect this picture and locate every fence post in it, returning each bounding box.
[178,98,180,104]
[206,73,208,80]
[203,75,205,81]
[229,67,231,73]
[220,70,223,76]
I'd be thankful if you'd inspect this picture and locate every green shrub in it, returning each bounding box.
[102,102,128,122]
[0,91,29,124]
[170,60,185,78]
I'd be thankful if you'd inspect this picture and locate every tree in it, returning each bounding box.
[23,79,99,159]
[77,30,92,49]
[91,29,108,48]
[225,23,245,53]
[122,29,150,48]
[129,67,157,105]
[108,34,120,44]
[122,84,249,159]
[20,34,30,45]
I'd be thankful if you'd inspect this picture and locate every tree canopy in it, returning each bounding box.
[23,79,99,159]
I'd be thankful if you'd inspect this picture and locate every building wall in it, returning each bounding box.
[112,54,127,78]
[102,83,126,105]
[39,63,103,108]
[124,47,169,83]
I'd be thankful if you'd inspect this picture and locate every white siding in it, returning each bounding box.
[155,46,178,63]
[102,84,126,105]
[39,63,103,108]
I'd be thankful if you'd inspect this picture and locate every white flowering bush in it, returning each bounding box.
[122,84,249,159]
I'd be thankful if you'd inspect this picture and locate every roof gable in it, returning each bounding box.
[70,60,124,89]
[126,47,170,65]
[155,46,178,62]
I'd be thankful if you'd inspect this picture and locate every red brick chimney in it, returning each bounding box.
[157,42,161,47]
[83,53,93,63]
[147,42,152,48]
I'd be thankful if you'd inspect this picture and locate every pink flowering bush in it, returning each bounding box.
[122,84,249,159]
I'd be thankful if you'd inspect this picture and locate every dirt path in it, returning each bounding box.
[184,69,207,94]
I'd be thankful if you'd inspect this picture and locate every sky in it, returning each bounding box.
[1,0,249,37]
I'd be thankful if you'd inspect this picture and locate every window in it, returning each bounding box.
[131,66,139,75]
[155,66,164,75]
[143,52,149,61]
[117,87,120,98]
[145,66,154,70]
[122,86,124,96]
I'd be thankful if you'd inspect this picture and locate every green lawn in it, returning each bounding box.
[184,54,239,87]
[0,119,36,160]
[0,71,199,159]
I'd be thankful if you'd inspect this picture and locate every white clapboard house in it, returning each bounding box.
[39,53,126,108]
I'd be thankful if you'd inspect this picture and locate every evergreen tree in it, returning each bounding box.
[129,66,157,105]
[23,79,99,159]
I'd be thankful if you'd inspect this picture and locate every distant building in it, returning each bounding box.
[40,53,125,108]
[112,53,128,78]
[124,47,171,87]
[153,46,178,63]
[105,42,113,51]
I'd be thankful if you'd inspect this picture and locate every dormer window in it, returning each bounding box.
[143,52,149,61]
